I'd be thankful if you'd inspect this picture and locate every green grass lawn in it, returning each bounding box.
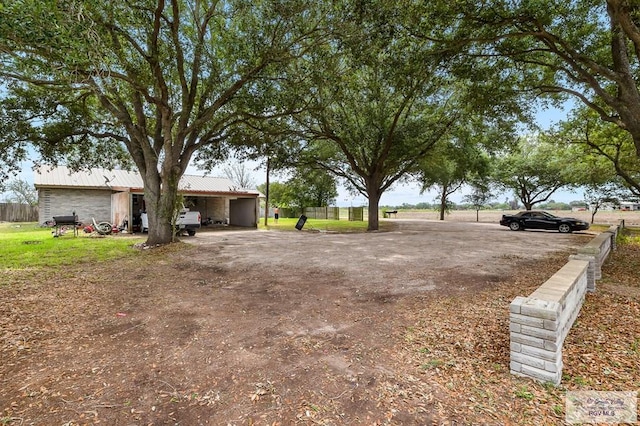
[619,226,640,243]
[0,218,382,271]
[0,222,145,270]
[258,217,392,232]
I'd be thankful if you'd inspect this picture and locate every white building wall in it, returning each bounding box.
[200,197,227,223]
[620,202,640,211]
[229,198,258,227]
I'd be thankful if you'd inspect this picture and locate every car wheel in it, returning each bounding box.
[558,223,572,233]
[509,222,521,231]
[187,230,196,236]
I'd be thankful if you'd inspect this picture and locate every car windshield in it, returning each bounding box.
[516,211,558,218]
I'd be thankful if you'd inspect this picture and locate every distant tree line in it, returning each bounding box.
[379,200,581,212]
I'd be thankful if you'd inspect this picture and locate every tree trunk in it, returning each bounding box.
[438,185,448,220]
[629,127,640,158]
[264,158,270,227]
[366,189,381,231]
[143,168,178,245]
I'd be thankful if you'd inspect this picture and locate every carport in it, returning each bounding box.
[35,166,262,230]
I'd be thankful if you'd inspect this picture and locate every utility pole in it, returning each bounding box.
[264,157,270,227]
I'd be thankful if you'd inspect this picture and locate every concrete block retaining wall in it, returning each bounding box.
[510,260,589,384]
[509,221,624,384]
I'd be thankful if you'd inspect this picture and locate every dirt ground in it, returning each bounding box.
[1,212,638,425]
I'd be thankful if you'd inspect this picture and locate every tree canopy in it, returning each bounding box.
[552,107,640,198]
[491,136,573,210]
[3,1,638,235]
[258,166,337,215]
[1,178,38,205]
[0,0,325,244]
[416,113,497,220]
[444,1,640,158]
[277,2,521,230]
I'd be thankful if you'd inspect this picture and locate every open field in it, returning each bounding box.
[1,219,638,424]
[392,208,640,226]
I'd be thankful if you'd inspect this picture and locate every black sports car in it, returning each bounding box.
[499,211,590,233]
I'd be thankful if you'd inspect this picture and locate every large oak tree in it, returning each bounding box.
[0,0,324,244]
[284,2,521,231]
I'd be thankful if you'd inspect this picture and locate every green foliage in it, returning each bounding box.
[7,0,636,241]
[258,217,384,233]
[448,1,640,158]
[421,359,445,370]
[464,183,494,211]
[259,166,337,211]
[537,201,572,211]
[553,404,563,417]
[552,107,640,198]
[0,1,328,244]
[284,167,338,209]
[619,228,640,246]
[514,386,534,401]
[0,222,144,271]
[491,135,572,210]
[418,132,493,218]
[277,1,520,230]
[258,181,288,209]
[414,202,434,210]
[381,202,436,210]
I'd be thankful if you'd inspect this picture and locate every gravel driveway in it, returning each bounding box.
[189,219,593,296]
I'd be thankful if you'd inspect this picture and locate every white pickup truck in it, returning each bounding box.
[140,209,201,236]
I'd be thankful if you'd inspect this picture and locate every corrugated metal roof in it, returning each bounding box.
[35,165,143,189]
[179,174,252,193]
[34,165,261,196]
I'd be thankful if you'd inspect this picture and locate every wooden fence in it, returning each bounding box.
[0,203,39,222]
[303,206,340,220]
[348,207,364,221]
[266,206,366,221]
